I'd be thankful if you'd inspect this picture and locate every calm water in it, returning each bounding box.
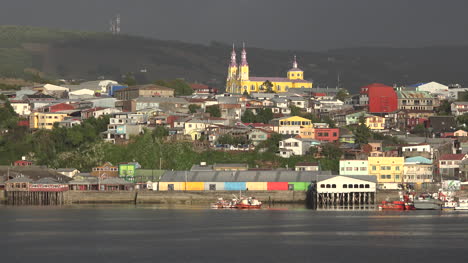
[1,204,468,263]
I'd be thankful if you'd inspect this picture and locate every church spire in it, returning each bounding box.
[293,55,298,69]
[230,43,237,67]
[240,42,248,66]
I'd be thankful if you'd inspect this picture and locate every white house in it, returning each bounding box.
[278,137,319,157]
[9,100,31,116]
[339,160,369,176]
[401,144,433,159]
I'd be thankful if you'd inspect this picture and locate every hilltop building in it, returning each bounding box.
[225,45,312,94]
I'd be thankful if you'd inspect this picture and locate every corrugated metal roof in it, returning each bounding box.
[159,170,332,182]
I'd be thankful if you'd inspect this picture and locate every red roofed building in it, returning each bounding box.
[42,102,76,113]
[439,154,467,179]
[190,83,217,95]
[14,160,33,166]
[360,83,398,113]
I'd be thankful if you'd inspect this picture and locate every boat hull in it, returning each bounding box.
[235,204,262,209]
[414,200,443,210]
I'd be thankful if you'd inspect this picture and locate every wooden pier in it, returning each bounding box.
[6,191,66,205]
[316,192,376,208]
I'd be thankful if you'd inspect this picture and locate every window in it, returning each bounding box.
[168,184,174,191]
[359,184,364,188]
[332,184,336,188]
[353,184,358,188]
[360,167,367,171]
[380,175,386,179]
[354,167,359,171]
[365,184,370,188]
[333,132,337,137]
[386,175,391,179]
[341,167,344,171]
[343,184,348,188]
[348,184,353,188]
[346,167,352,171]
[372,166,376,171]
[395,175,400,180]
[209,184,216,191]
[396,166,400,171]
[320,184,325,188]
[326,184,331,188]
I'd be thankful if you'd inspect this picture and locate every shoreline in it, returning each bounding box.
[1,189,401,205]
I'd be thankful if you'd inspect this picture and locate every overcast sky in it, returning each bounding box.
[1,0,468,51]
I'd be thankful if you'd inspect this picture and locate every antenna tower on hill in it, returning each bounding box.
[109,14,121,35]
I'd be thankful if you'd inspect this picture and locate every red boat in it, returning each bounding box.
[378,201,405,210]
[235,197,262,209]
[379,200,415,210]
[405,203,416,210]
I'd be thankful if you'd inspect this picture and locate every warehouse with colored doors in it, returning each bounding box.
[157,170,331,191]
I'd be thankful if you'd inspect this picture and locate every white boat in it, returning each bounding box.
[455,198,468,210]
[443,201,457,210]
[414,198,443,210]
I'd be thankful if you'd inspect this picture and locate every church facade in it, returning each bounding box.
[225,45,313,94]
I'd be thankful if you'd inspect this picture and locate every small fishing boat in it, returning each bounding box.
[442,201,457,210]
[235,196,262,209]
[378,201,405,210]
[414,198,443,210]
[455,198,468,210]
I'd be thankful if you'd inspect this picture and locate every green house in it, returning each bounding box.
[118,162,141,181]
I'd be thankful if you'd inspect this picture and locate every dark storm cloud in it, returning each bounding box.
[1,0,468,50]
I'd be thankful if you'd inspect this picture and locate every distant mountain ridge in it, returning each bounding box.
[1,25,468,93]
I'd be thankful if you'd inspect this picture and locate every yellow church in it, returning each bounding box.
[225,44,313,94]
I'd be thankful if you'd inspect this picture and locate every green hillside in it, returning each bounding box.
[1,25,468,92]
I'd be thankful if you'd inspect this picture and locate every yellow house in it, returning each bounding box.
[29,112,69,130]
[226,45,312,94]
[365,115,386,130]
[273,116,313,135]
[368,157,404,188]
[300,126,315,139]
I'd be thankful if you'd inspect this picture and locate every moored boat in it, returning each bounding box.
[378,201,405,210]
[455,198,468,210]
[413,198,443,210]
[235,197,262,209]
[442,201,457,210]
[210,198,236,209]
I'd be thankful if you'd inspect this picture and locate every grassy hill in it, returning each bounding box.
[1,25,468,93]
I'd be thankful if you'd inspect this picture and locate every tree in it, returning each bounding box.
[155,79,193,96]
[153,126,169,140]
[322,116,337,128]
[122,73,137,86]
[321,143,343,159]
[260,80,273,92]
[256,132,282,153]
[412,124,428,136]
[241,109,256,123]
[354,115,371,145]
[206,105,221,117]
[256,108,274,124]
[437,100,452,115]
[290,105,302,116]
[335,88,349,101]
[188,104,201,113]
[457,114,468,129]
